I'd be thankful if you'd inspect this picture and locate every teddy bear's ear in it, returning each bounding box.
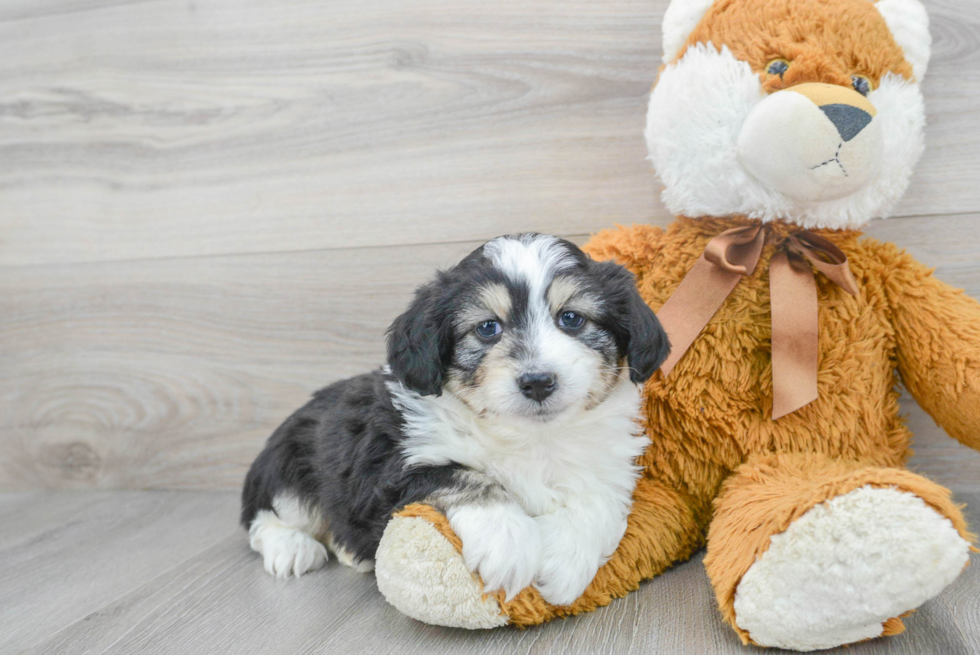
[661,0,716,64]
[874,0,931,81]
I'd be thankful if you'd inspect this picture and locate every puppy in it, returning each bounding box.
[241,233,670,605]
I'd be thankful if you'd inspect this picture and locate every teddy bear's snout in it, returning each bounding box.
[736,82,883,203]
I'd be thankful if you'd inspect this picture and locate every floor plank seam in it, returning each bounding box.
[0,233,595,272]
[5,207,978,272]
[0,0,157,26]
[936,593,974,651]
[24,530,243,655]
[92,537,255,655]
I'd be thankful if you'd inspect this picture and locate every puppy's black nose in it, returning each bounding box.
[518,372,557,402]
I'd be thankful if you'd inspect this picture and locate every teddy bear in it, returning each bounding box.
[372,0,980,650]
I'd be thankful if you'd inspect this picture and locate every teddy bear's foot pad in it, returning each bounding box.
[375,515,509,629]
[733,485,970,651]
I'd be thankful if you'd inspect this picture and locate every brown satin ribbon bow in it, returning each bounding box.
[656,224,859,420]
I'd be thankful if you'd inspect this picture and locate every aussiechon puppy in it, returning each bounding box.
[241,233,670,605]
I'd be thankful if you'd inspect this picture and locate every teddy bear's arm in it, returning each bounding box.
[874,240,980,452]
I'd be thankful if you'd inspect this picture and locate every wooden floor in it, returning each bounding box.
[2,0,980,652]
[1,488,976,655]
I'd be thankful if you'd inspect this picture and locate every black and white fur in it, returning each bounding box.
[241,234,670,605]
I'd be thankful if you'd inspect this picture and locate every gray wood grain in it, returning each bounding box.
[0,0,152,22]
[0,490,239,654]
[30,535,383,655]
[0,0,977,266]
[0,491,110,550]
[12,490,979,655]
[943,529,980,654]
[0,239,483,490]
[903,392,980,494]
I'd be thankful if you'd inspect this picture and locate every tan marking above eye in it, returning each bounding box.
[548,277,601,317]
[547,277,582,314]
[478,283,512,321]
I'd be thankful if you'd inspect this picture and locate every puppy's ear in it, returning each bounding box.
[386,281,447,396]
[624,285,670,383]
[597,261,671,384]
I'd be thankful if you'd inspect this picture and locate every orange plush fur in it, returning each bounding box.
[400,217,980,636]
[684,0,914,88]
[384,0,979,645]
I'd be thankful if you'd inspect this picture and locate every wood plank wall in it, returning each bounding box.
[2,0,979,490]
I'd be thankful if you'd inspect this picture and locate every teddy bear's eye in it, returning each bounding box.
[851,74,872,96]
[766,59,790,78]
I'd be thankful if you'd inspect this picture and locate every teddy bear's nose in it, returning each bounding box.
[819,104,873,142]
[785,83,877,142]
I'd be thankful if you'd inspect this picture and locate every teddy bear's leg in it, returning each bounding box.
[375,475,703,628]
[703,453,975,651]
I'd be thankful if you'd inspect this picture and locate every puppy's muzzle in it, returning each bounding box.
[518,372,557,403]
[737,82,883,203]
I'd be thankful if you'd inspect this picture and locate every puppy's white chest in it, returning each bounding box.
[485,450,590,515]
[481,416,644,518]
[390,375,648,518]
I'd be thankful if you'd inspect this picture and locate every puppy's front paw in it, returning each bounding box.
[534,554,599,607]
[447,503,541,601]
[533,514,607,606]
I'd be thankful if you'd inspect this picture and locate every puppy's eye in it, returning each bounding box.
[766,59,790,78]
[851,74,872,96]
[475,320,502,339]
[557,311,585,330]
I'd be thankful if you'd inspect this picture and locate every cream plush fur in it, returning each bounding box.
[376,516,509,628]
[875,0,931,80]
[733,486,970,650]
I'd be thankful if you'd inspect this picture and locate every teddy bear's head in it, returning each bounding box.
[646,0,930,230]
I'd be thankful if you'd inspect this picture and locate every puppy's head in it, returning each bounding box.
[386,234,670,420]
